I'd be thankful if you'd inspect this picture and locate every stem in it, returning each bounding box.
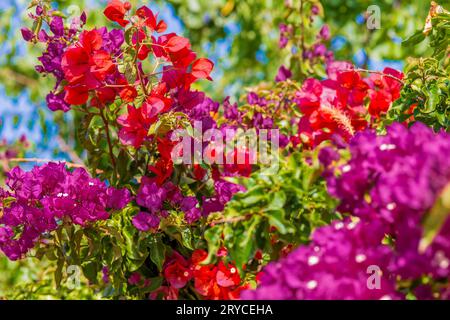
[56,136,84,166]
[136,63,149,96]
[210,214,252,225]
[299,0,306,53]
[133,31,149,97]
[6,158,104,173]
[8,157,86,168]
[351,68,405,85]
[100,108,117,177]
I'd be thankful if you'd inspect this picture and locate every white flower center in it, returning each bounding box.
[308,256,319,266]
[380,143,396,151]
[306,280,317,290]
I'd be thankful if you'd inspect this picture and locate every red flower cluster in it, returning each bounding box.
[162,249,247,300]
[103,0,132,27]
[62,29,117,105]
[117,97,167,148]
[59,1,214,146]
[148,137,177,185]
[203,146,254,178]
[294,62,403,147]
[366,68,404,117]
[105,1,215,149]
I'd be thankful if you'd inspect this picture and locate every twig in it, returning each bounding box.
[210,214,252,225]
[351,68,405,85]
[56,136,84,166]
[99,108,117,175]
[299,0,306,53]
[7,157,104,174]
[8,157,85,168]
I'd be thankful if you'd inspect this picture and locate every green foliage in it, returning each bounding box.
[206,149,338,272]
[167,0,432,98]
[388,10,449,130]
[1,0,449,300]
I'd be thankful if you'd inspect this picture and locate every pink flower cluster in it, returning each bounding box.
[0,162,130,260]
[244,123,450,299]
[293,62,403,147]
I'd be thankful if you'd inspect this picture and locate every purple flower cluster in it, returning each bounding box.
[242,219,399,300]
[201,179,245,217]
[277,6,333,64]
[132,177,202,231]
[0,162,130,260]
[0,135,29,160]
[302,24,334,64]
[278,23,293,49]
[243,123,450,299]
[132,175,246,231]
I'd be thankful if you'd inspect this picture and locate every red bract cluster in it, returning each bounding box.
[293,62,404,147]
[117,99,166,148]
[58,0,213,134]
[158,249,247,300]
[148,137,176,186]
[104,3,213,148]
[366,68,404,117]
[104,0,132,27]
[62,29,119,105]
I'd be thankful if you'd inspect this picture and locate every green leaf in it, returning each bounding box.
[265,209,290,235]
[180,228,194,250]
[82,261,100,284]
[148,236,166,271]
[55,258,64,288]
[124,62,135,84]
[141,277,164,293]
[122,223,148,271]
[420,183,450,252]
[229,216,261,271]
[266,191,286,210]
[424,84,440,112]
[402,30,425,46]
[203,225,222,264]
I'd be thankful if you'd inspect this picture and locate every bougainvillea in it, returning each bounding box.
[0,162,130,260]
[1,0,449,301]
[243,123,450,299]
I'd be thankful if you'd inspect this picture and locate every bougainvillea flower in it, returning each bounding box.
[21,28,34,42]
[191,58,214,81]
[136,6,167,33]
[149,286,179,300]
[164,252,193,289]
[191,249,208,265]
[368,89,392,116]
[192,261,243,300]
[61,29,117,105]
[117,77,138,102]
[117,99,166,148]
[366,68,404,117]
[127,272,142,285]
[275,65,292,82]
[180,196,201,223]
[148,158,174,186]
[0,163,130,260]
[103,0,130,27]
[216,261,240,288]
[291,62,402,146]
[132,211,160,232]
[136,177,167,213]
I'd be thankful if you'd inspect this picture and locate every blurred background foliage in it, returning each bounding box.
[0,0,444,298]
